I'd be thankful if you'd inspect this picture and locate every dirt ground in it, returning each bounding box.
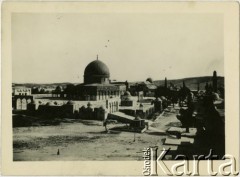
[13,107,180,161]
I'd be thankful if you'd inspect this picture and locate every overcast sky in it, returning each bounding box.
[12,13,223,83]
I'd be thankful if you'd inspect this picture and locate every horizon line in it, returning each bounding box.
[12,75,224,85]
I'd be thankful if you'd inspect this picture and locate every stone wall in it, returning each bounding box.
[79,106,106,120]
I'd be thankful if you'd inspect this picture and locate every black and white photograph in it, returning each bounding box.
[1,1,239,176]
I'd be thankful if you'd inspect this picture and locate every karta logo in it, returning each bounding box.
[142,147,239,176]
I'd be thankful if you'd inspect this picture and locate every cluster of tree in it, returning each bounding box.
[205,82,224,99]
[155,80,191,104]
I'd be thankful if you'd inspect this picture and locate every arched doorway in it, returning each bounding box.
[21,98,27,110]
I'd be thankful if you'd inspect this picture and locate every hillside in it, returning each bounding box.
[153,76,224,90]
[12,76,224,91]
[12,83,74,89]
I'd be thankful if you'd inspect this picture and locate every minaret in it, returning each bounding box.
[212,70,217,92]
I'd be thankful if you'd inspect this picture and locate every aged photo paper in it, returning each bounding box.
[1,1,239,176]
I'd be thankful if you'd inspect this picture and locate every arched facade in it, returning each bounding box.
[106,98,120,113]
[14,96,33,110]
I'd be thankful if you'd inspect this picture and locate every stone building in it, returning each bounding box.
[129,81,157,97]
[106,97,121,114]
[62,58,126,101]
[118,91,155,119]
[13,95,33,110]
[13,87,31,96]
[120,91,136,107]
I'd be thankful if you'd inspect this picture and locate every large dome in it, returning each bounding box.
[84,60,110,84]
[84,60,110,76]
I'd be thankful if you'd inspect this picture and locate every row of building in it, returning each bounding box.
[12,58,165,123]
[12,58,221,125]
